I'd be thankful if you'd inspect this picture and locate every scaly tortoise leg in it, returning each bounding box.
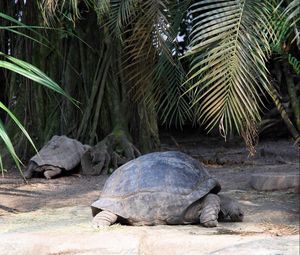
[200,193,221,227]
[43,166,62,179]
[24,162,37,179]
[92,210,118,228]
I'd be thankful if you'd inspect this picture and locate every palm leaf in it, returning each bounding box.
[0,154,5,177]
[280,0,300,48]
[0,53,78,106]
[100,0,138,36]
[120,0,175,97]
[152,53,193,127]
[0,12,94,52]
[281,0,300,27]
[0,12,51,46]
[270,1,300,52]
[39,0,96,24]
[95,0,111,22]
[184,0,276,138]
[0,119,23,175]
[0,102,39,176]
[0,102,38,153]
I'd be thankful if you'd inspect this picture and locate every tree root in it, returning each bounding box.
[81,131,141,175]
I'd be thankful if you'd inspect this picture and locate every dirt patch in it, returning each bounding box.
[1,137,299,219]
[0,136,299,254]
[262,222,300,236]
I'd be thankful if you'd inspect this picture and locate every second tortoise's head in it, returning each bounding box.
[218,194,244,222]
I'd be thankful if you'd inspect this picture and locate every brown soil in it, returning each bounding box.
[0,134,299,237]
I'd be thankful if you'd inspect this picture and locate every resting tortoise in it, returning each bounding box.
[24,135,90,179]
[92,151,244,227]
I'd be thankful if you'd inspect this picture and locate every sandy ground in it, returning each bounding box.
[0,135,299,254]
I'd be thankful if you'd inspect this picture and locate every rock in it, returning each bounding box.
[141,234,299,255]
[250,173,300,191]
[0,229,298,255]
[0,232,140,255]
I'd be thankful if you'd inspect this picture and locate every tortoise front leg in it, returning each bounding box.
[200,193,220,227]
[24,162,37,179]
[92,210,118,228]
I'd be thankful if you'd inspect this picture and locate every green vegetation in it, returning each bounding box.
[0,0,299,173]
[0,12,75,174]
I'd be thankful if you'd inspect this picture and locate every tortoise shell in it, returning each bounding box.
[30,135,90,171]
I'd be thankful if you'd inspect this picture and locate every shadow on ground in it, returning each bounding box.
[0,136,299,254]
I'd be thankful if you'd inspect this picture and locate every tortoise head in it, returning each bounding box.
[218,194,244,222]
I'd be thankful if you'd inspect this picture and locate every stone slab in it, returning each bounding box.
[0,231,140,255]
[0,231,298,255]
[250,173,300,191]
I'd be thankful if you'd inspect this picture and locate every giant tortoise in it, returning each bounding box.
[24,135,90,179]
[91,151,244,227]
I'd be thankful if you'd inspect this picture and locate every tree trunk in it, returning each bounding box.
[269,85,300,145]
[283,62,300,131]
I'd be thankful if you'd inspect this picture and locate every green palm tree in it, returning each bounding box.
[184,0,299,149]
[1,0,299,175]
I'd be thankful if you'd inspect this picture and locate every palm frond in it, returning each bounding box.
[184,0,276,138]
[271,0,300,52]
[121,0,175,97]
[103,0,138,37]
[152,53,193,128]
[0,53,78,106]
[0,102,37,176]
[39,0,96,25]
[281,0,300,26]
[0,119,23,175]
[0,12,51,46]
[288,54,300,75]
[95,0,111,22]
[281,0,300,48]
[0,102,38,154]
[0,154,5,177]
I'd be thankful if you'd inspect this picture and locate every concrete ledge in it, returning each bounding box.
[0,231,298,255]
[250,173,300,191]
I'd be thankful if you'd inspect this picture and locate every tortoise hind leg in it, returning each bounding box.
[200,193,220,227]
[92,210,118,228]
[44,166,62,179]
